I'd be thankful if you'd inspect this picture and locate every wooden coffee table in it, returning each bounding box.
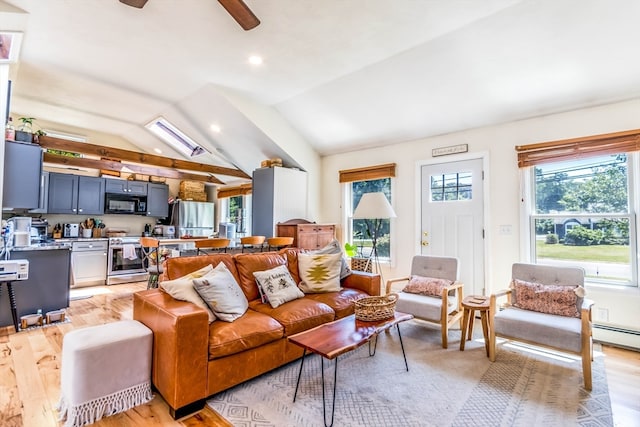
[288,312,413,427]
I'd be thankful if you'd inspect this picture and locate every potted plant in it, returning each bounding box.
[15,117,35,142]
[344,235,372,272]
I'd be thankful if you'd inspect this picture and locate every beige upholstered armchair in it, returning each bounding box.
[489,263,594,390]
[386,255,464,348]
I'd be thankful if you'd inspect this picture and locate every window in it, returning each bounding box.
[430,171,472,201]
[529,153,635,286]
[349,178,392,259]
[217,184,253,235]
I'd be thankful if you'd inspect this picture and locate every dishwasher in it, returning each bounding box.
[70,240,108,288]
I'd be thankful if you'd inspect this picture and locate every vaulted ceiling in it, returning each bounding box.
[2,0,640,185]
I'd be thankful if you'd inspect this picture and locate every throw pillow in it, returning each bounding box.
[193,262,248,322]
[298,252,342,293]
[253,265,304,308]
[402,275,453,298]
[311,239,352,280]
[160,264,216,322]
[511,279,582,318]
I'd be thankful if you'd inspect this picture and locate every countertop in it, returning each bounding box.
[9,237,109,251]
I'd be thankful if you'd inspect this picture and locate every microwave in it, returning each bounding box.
[105,193,147,215]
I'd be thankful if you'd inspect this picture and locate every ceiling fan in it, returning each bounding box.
[119,0,260,31]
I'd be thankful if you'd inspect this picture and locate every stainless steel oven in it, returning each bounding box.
[107,236,149,285]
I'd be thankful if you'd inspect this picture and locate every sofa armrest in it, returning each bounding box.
[342,270,381,296]
[385,276,410,294]
[133,289,209,412]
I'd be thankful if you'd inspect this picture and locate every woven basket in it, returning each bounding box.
[355,293,398,322]
[351,257,372,273]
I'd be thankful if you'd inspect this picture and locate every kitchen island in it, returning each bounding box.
[0,244,71,330]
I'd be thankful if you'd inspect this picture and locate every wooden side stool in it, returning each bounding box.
[460,295,490,357]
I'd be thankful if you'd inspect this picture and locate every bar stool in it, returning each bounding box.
[140,237,162,289]
[195,238,231,255]
[240,235,265,253]
[266,236,294,251]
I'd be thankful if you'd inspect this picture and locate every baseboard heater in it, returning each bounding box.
[593,323,640,350]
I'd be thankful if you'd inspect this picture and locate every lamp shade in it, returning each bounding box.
[353,192,396,219]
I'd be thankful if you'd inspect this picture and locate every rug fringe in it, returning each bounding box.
[57,381,153,427]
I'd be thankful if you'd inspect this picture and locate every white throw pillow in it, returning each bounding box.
[160,264,216,322]
[253,265,304,308]
[298,252,342,293]
[312,239,352,279]
[193,262,248,322]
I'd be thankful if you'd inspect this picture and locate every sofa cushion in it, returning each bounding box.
[402,275,453,298]
[235,252,289,301]
[298,252,342,293]
[253,265,305,308]
[160,264,216,322]
[395,291,457,322]
[208,309,284,359]
[304,288,369,318]
[162,254,238,282]
[193,262,248,322]
[280,248,304,285]
[249,298,335,336]
[511,279,582,318]
[310,239,352,279]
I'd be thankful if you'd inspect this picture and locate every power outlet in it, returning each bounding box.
[499,225,512,235]
[596,307,609,322]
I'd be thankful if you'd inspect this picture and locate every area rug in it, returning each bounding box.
[207,321,612,427]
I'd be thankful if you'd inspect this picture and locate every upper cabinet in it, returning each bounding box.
[146,183,169,218]
[2,141,43,210]
[105,178,148,196]
[48,173,105,215]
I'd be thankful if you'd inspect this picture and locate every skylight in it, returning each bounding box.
[145,117,208,158]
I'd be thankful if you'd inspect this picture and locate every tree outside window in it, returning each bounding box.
[351,178,391,258]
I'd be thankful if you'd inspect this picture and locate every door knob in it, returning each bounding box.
[423,231,429,236]
[421,241,429,246]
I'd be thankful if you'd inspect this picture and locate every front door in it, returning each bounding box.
[420,158,485,296]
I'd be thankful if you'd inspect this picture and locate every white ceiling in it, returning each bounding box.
[2,0,640,183]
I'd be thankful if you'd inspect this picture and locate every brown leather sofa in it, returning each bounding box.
[133,248,380,418]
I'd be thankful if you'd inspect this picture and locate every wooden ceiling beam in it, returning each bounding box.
[43,153,225,184]
[38,135,251,179]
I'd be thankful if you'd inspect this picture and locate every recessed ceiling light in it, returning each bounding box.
[154,148,162,154]
[248,55,263,65]
[210,124,221,133]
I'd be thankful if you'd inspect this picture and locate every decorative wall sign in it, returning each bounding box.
[0,32,23,63]
[432,144,468,157]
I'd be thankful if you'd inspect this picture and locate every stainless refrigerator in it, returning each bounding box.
[171,201,215,237]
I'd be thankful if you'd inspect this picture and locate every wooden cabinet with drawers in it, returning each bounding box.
[276,219,335,250]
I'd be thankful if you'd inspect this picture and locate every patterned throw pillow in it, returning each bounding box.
[160,264,216,322]
[402,275,453,298]
[193,262,248,322]
[253,265,305,308]
[298,252,342,293]
[511,279,582,318]
[311,239,352,280]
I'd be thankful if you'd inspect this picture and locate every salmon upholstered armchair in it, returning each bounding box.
[489,263,594,390]
[386,255,464,348]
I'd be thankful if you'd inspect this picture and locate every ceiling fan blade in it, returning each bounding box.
[217,0,260,31]
[119,0,148,8]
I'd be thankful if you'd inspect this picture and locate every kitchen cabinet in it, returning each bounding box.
[252,167,308,237]
[276,219,335,250]
[2,140,43,210]
[146,182,169,217]
[28,171,49,214]
[105,178,147,195]
[0,247,71,328]
[48,173,105,215]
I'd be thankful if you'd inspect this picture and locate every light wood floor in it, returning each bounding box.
[1,282,639,427]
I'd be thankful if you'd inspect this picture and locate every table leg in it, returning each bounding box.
[460,308,471,351]
[293,349,307,402]
[368,334,378,356]
[467,309,475,341]
[320,356,338,427]
[480,310,490,357]
[396,324,409,372]
[7,282,19,333]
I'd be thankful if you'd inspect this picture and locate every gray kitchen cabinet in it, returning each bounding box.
[252,167,308,237]
[146,182,169,217]
[105,178,147,196]
[0,247,71,328]
[2,140,43,210]
[28,171,49,214]
[48,173,105,215]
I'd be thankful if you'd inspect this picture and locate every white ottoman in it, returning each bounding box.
[57,320,154,427]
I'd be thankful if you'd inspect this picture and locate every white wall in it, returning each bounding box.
[321,98,640,341]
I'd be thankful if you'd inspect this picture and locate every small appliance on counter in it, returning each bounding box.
[162,225,175,237]
[7,216,31,247]
[30,218,49,243]
[63,223,80,238]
